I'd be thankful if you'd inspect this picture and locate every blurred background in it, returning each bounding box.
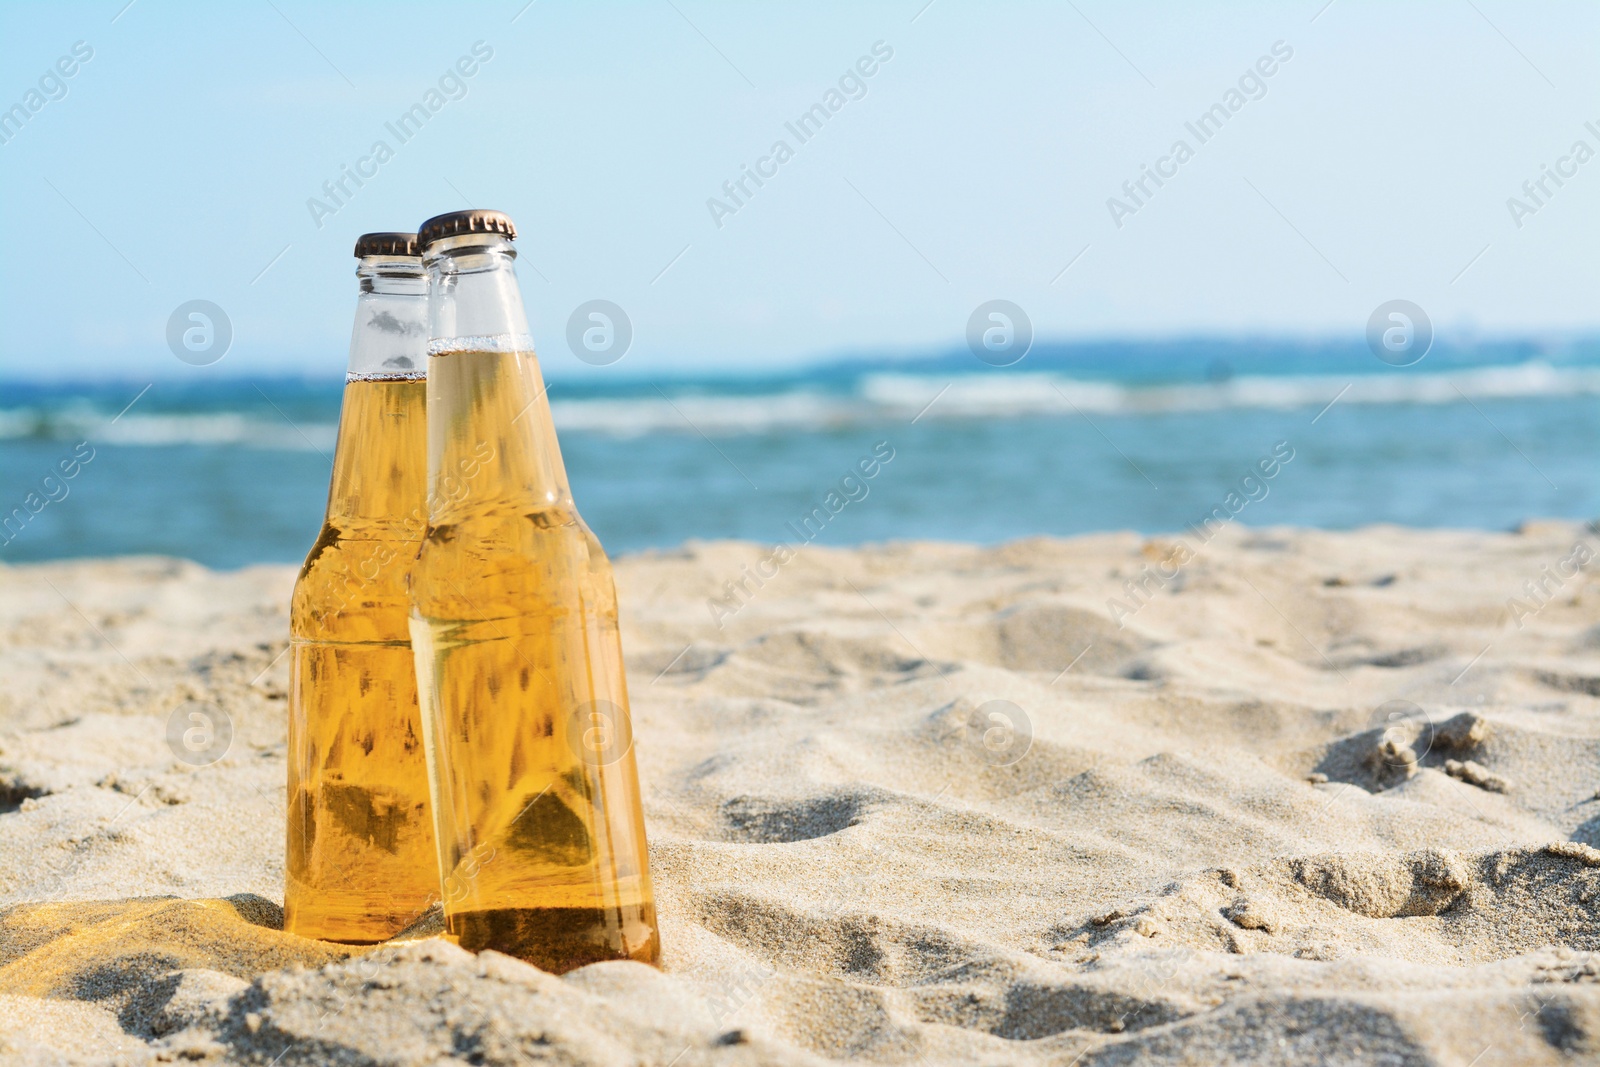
[2,0,1598,568]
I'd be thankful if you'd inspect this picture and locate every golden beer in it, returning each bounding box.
[285,233,438,943]
[409,210,659,971]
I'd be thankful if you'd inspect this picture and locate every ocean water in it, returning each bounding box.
[2,340,1598,570]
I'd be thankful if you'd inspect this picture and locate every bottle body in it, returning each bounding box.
[285,250,438,943]
[409,223,659,971]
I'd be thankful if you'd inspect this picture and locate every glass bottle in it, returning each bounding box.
[408,210,660,972]
[285,232,438,942]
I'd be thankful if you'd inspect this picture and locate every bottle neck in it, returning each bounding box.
[322,256,429,532]
[349,256,428,381]
[423,236,571,525]
[424,235,532,351]
[325,372,428,532]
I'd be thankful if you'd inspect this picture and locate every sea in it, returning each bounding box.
[3,339,1599,570]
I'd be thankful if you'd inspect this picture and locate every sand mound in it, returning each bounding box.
[0,896,352,1039]
[4,524,1600,1063]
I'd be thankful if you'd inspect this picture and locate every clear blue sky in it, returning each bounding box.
[1,0,1597,380]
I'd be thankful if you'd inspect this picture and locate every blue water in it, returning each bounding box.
[3,339,1598,569]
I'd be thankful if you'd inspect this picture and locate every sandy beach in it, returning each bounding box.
[3,522,1599,1065]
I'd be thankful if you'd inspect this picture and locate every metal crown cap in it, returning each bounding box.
[353,232,420,258]
[417,209,518,248]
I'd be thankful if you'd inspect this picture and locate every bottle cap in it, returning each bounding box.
[353,232,420,258]
[418,210,518,248]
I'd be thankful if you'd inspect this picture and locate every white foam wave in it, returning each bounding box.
[551,362,1600,435]
[100,414,338,450]
[861,362,1600,418]
[0,408,338,450]
[548,391,868,437]
[1,363,1596,445]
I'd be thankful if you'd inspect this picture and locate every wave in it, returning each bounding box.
[0,407,339,451]
[2,362,1597,446]
[861,362,1600,418]
[567,362,1600,435]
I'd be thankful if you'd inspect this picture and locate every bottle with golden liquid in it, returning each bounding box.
[408,209,660,972]
[285,232,439,943]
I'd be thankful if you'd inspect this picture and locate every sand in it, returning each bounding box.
[2,523,1599,1065]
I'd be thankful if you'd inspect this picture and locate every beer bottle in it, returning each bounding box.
[408,210,660,971]
[286,232,438,942]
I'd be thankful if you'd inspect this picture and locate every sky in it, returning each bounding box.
[1,0,1598,381]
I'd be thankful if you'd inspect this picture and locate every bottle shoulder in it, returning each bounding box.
[291,523,420,639]
[410,508,619,623]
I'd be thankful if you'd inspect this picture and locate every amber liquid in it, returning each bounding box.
[409,348,659,974]
[286,377,438,943]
